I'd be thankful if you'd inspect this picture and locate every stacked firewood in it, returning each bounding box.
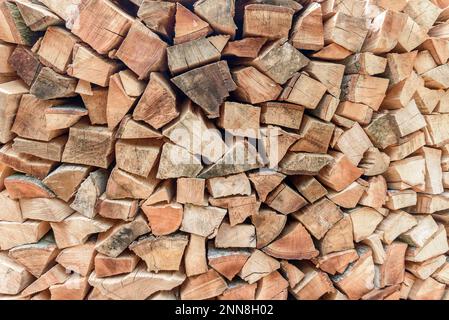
[1,0,449,300]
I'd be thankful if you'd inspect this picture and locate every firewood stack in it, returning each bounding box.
[1,0,449,301]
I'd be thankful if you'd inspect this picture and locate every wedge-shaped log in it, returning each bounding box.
[215,222,256,248]
[180,204,227,238]
[88,264,185,300]
[142,202,183,236]
[243,4,293,40]
[263,221,319,260]
[62,120,116,169]
[0,253,34,295]
[0,220,50,250]
[5,174,55,199]
[94,252,139,278]
[0,80,29,144]
[130,234,188,272]
[180,269,227,300]
[50,213,113,249]
[157,143,203,179]
[95,214,151,258]
[171,61,236,117]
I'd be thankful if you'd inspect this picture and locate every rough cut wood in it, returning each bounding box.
[1,0,449,301]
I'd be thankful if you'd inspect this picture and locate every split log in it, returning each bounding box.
[171,61,236,117]
[88,264,185,300]
[293,198,343,240]
[289,265,334,300]
[142,202,183,236]
[130,234,188,272]
[180,269,227,300]
[0,80,29,144]
[0,253,34,295]
[174,3,212,44]
[243,4,294,40]
[8,234,59,277]
[68,44,119,87]
[94,252,139,278]
[95,214,151,258]
[215,222,256,248]
[239,249,280,284]
[184,234,208,277]
[4,173,55,199]
[0,220,50,250]
[180,204,226,238]
[20,197,73,222]
[50,213,113,249]
[56,240,96,276]
[97,194,139,221]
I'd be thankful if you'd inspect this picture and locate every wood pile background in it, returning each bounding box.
[1,0,449,300]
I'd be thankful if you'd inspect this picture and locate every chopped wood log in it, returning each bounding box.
[180,269,227,300]
[260,102,304,130]
[0,253,34,295]
[323,12,368,52]
[206,173,251,198]
[94,252,139,278]
[172,61,235,117]
[56,240,96,276]
[377,210,418,244]
[174,3,212,44]
[80,87,107,125]
[239,249,280,284]
[95,214,151,258]
[70,169,108,218]
[326,181,365,209]
[406,225,448,262]
[362,10,407,54]
[0,80,29,144]
[265,182,307,214]
[68,44,119,87]
[12,94,65,142]
[137,0,176,38]
[408,277,446,300]
[194,0,237,37]
[0,1,37,46]
[142,202,183,236]
[215,222,256,248]
[344,53,387,76]
[50,213,113,249]
[156,143,203,179]
[290,2,323,50]
[71,0,133,54]
[37,27,78,74]
[116,116,161,140]
[279,260,304,288]
[384,156,426,190]
[30,67,77,100]
[281,72,327,109]
[106,73,137,129]
[251,209,286,249]
[43,164,90,201]
[180,204,226,238]
[208,246,250,281]
[167,37,220,75]
[250,38,308,85]
[406,255,446,280]
[319,215,354,255]
[62,120,116,169]
[243,4,293,39]
[198,140,263,179]
[384,131,426,161]
[163,100,226,162]
[341,75,389,111]
[0,220,50,250]
[263,221,318,260]
[255,270,288,300]
[313,249,358,276]
[218,282,257,300]
[291,115,335,153]
[88,264,185,300]
[184,234,208,277]
[0,143,55,179]
[20,197,73,222]
[44,105,88,130]
[14,0,62,32]
[222,37,266,58]
[317,151,363,192]
[97,194,139,221]
[116,20,167,79]
[380,242,408,287]
[293,198,343,240]
[209,194,259,226]
[21,264,69,297]
[8,233,58,278]
[231,66,282,104]
[279,153,333,176]
[130,234,188,272]
[0,189,22,222]
[358,175,387,209]
[115,139,162,178]
[385,190,418,210]
[291,176,327,204]
[332,247,375,300]
[400,215,439,247]
[290,265,334,300]
[4,173,55,199]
